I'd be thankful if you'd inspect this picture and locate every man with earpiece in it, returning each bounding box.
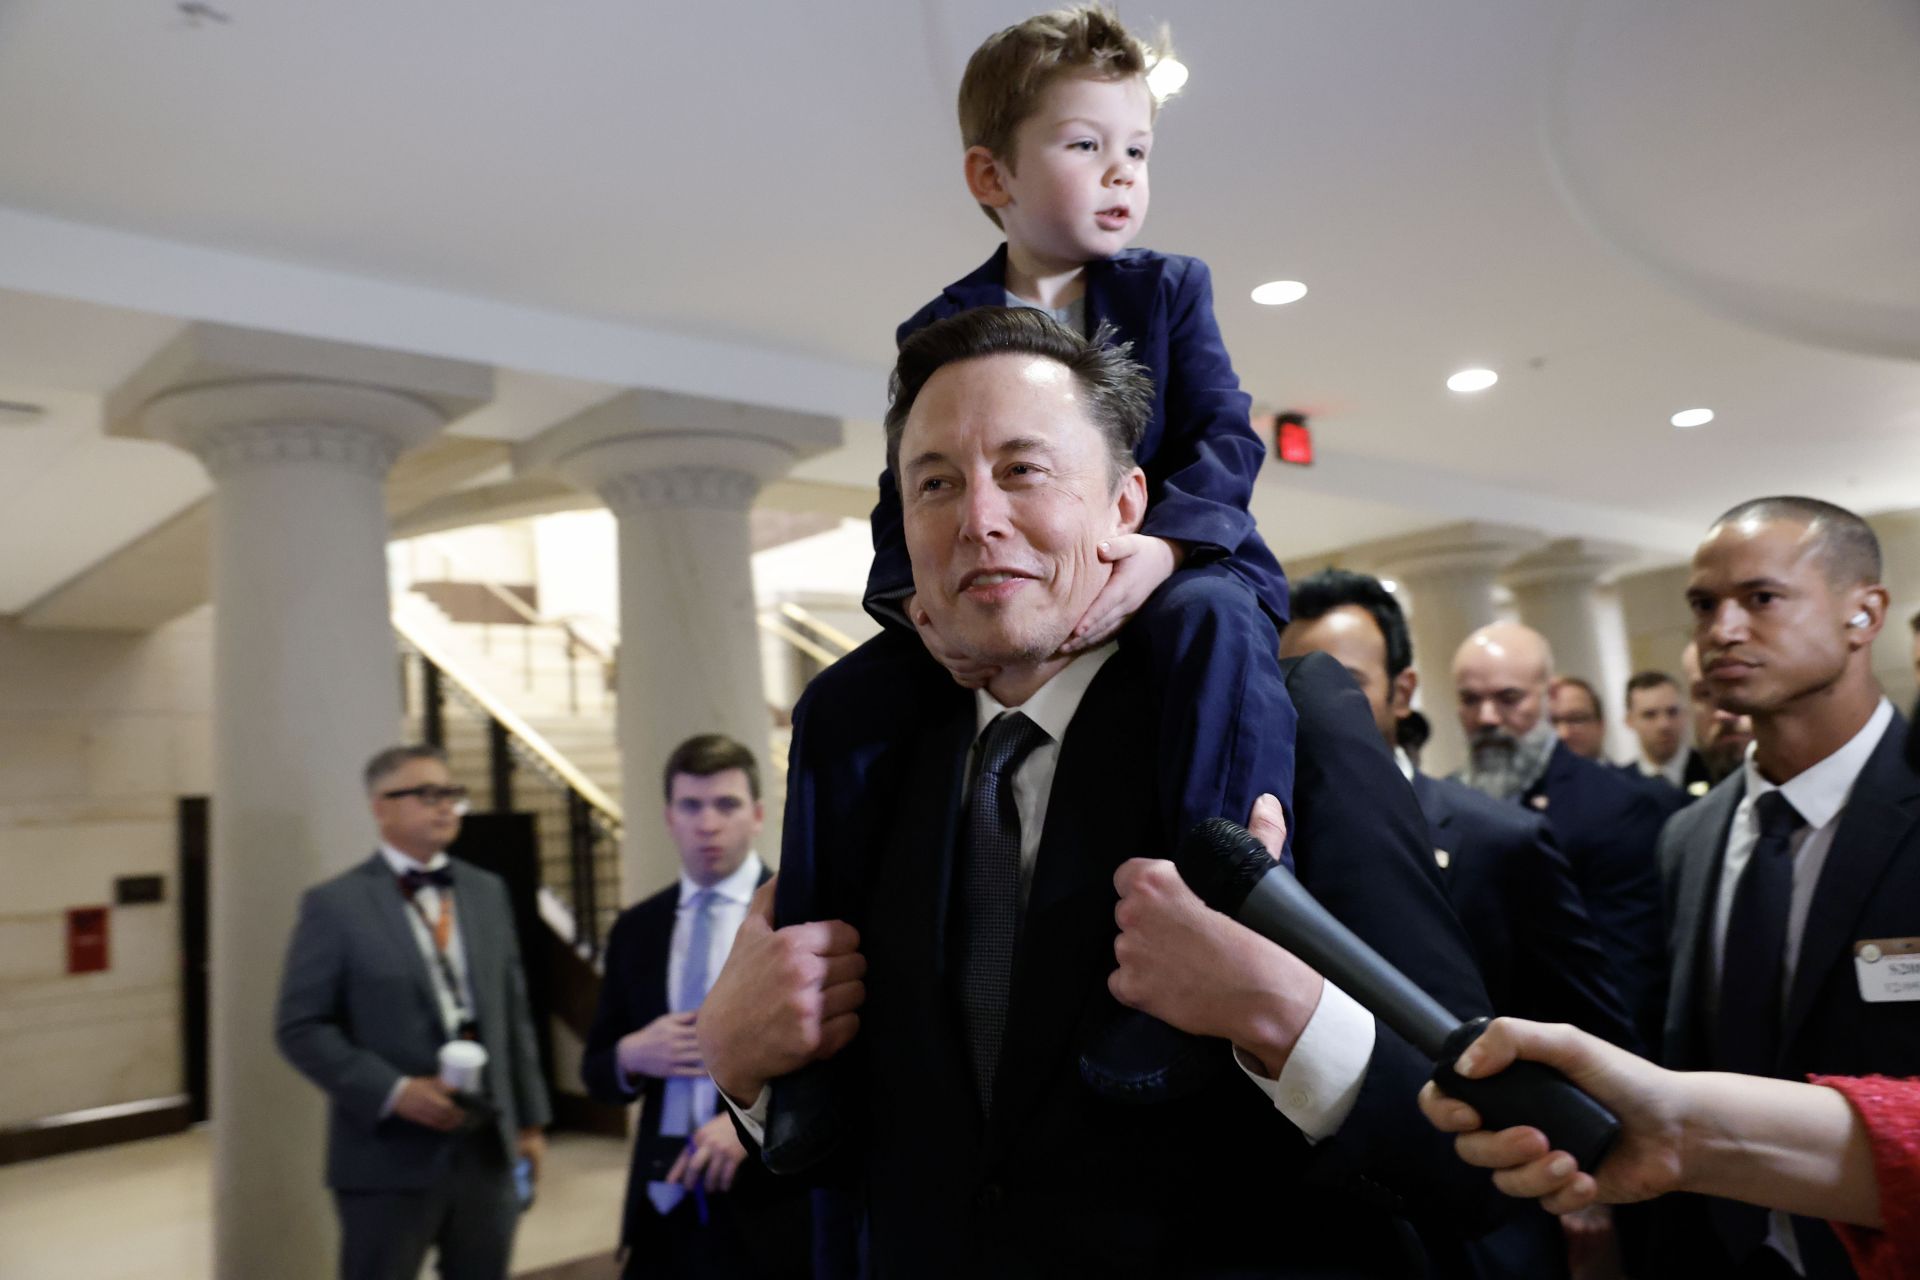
[1643,496,1920,1280]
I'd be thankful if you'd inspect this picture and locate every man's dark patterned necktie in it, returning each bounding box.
[1710,789,1807,1260]
[957,711,1049,1114]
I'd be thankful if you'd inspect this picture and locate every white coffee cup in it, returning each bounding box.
[439,1040,488,1094]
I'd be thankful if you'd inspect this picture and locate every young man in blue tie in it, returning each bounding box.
[581,734,809,1279]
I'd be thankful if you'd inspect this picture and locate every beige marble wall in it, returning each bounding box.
[0,607,213,1126]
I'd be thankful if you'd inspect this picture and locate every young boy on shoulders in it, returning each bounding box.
[780,2,1296,981]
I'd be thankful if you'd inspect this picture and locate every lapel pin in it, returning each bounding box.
[1434,849,1451,871]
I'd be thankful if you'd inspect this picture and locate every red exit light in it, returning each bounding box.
[1275,413,1313,466]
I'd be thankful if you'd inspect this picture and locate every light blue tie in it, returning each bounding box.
[649,888,715,1215]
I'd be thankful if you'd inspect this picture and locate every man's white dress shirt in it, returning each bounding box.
[1707,697,1893,1273]
[618,852,765,1101]
[376,843,475,1116]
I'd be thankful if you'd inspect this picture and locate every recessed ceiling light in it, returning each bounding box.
[1447,368,1498,393]
[1251,280,1308,306]
[1146,57,1189,101]
[1670,408,1714,429]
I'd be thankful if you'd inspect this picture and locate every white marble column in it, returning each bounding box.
[1503,539,1637,761]
[1867,510,1920,706]
[1616,563,1695,681]
[112,325,489,1279]
[1353,523,1542,778]
[522,389,842,896]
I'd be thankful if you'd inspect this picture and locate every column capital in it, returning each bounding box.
[107,321,492,478]
[141,383,448,479]
[520,387,844,514]
[1500,537,1641,592]
[1346,521,1545,583]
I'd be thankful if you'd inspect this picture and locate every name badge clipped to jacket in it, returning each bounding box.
[1854,938,1920,1003]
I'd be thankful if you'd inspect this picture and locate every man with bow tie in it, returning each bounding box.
[276,744,550,1280]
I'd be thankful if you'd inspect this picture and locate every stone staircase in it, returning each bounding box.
[394,590,623,801]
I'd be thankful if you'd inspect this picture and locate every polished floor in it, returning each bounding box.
[0,1127,627,1279]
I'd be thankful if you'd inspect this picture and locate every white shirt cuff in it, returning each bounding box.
[1232,980,1375,1143]
[380,1076,407,1120]
[719,1081,771,1145]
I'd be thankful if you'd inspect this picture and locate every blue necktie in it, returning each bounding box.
[1710,790,1806,1259]
[957,711,1050,1115]
[649,888,715,1215]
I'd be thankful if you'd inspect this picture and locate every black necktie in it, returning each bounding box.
[956,711,1049,1115]
[1710,789,1807,1259]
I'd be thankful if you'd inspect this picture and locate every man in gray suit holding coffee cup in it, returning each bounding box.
[276,744,551,1280]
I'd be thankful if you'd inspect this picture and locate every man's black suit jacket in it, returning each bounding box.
[761,644,1504,1278]
[1520,742,1669,1047]
[1614,752,1711,818]
[1652,708,1920,1279]
[1411,772,1638,1049]
[581,868,806,1262]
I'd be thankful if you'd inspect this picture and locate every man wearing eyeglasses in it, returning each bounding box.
[276,744,551,1280]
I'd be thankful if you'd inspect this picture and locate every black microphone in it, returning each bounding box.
[1176,817,1620,1174]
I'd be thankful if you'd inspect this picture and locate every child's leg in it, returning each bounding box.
[773,628,941,930]
[1127,564,1298,865]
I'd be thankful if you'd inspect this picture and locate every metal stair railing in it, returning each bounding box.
[405,542,616,715]
[395,617,622,960]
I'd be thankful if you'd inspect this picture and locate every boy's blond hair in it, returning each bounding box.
[958,5,1169,228]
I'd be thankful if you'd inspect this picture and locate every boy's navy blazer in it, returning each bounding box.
[1651,707,1920,1278]
[868,245,1289,625]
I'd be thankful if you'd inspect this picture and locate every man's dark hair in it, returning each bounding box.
[1288,568,1414,678]
[1909,607,1919,635]
[1624,670,1679,705]
[1711,496,1882,586]
[884,306,1151,487]
[364,743,449,793]
[1549,676,1603,719]
[662,733,760,802]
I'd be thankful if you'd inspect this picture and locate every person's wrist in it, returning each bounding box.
[1231,939,1322,1078]
[1158,536,1188,569]
[1672,1069,1724,1195]
[707,1052,766,1108]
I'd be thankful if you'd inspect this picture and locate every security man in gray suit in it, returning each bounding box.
[276,744,551,1280]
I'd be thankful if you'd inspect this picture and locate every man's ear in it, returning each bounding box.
[965,146,1014,210]
[1391,667,1419,721]
[1846,585,1891,648]
[1112,466,1147,536]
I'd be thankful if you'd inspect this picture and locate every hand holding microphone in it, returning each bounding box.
[1170,815,1620,1174]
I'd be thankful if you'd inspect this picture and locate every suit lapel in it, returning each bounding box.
[1784,718,1920,1052]
[869,693,976,1122]
[363,854,444,1028]
[1412,774,1456,881]
[1082,251,1155,348]
[1664,781,1743,1065]
[449,862,496,1036]
[987,658,1130,1157]
[943,245,1012,313]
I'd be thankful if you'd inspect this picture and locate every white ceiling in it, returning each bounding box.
[1,0,1915,614]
